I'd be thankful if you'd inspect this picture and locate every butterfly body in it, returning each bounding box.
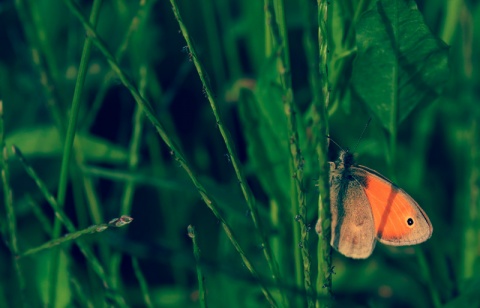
[329,150,433,259]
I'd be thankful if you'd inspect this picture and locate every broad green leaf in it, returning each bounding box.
[352,0,449,132]
[5,126,128,163]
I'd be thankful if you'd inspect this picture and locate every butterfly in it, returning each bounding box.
[328,149,433,259]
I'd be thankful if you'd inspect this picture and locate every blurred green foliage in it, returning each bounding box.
[0,0,479,307]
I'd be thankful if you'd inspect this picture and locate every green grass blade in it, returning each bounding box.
[19,216,133,257]
[1,147,26,305]
[13,145,128,307]
[13,0,66,132]
[51,0,104,304]
[131,257,154,308]
[314,0,333,305]
[62,1,277,305]
[169,1,283,299]
[70,277,95,308]
[111,63,148,289]
[27,196,53,236]
[267,0,313,305]
[188,225,208,308]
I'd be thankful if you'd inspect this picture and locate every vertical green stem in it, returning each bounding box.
[169,0,283,304]
[14,0,66,132]
[63,1,277,305]
[416,248,441,307]
[188,225,208,308]
[268,0,313,305]
[13,146,127,306]
[315,0,333,306]
[50,0,104,305]
[111,65,147,289]
[131,257,154,308]
[1,102,26,306]
[199,0,226,90]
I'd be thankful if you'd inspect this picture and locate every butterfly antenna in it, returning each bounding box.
[326,135,346,152]
[352,118,372,152]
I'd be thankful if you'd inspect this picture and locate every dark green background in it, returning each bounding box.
[0,0,478,307]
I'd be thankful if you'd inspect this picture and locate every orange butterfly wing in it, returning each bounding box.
[352,166,433,245]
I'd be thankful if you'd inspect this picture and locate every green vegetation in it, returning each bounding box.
[0,0,478,307]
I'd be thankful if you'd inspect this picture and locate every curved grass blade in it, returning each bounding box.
[19,216,133,257]
[62,1,277,305]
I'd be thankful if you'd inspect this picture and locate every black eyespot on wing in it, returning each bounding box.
[407,218,414,226]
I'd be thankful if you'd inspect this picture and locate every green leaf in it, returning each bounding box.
[5,126,128,163]
[351,0,449,132]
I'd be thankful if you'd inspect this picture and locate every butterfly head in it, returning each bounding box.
[337,149,355,169]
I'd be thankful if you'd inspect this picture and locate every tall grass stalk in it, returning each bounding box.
[27,196,54,236]
[267,0,314,305]
[63,0,277,305]
[70,277,95,308]
[416,248,441,307]
[263,1,303,301]
[168,0,283,297]
[19,216,133,257]
[1,104,26,305]
[50,0,103,304]
[110,65,147,289]
[82,0,155,131]
[314,0,333,305]
[12,146,128,307]
[169,0,289,304]
[188,225,208,308]
[131,257,154,308]
[13,0,66,132]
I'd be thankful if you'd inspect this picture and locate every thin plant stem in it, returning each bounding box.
[300,0,332,304]
[314,0,333,305]
[120,67,147,216]
[12,145,128,307]
[81,0,156,131]
[19,216,133,257]
[1,113,26,306]
[264,2,304,303]
[199,0,226,91]
[110,65,147,289]
[131,257,154,308]
[416,248,441,307]
[216,0,242,79]
[62,1,277,305]
[27,196,53,236]
[169,0,283,303]
[462,119,480,280]
[268,0,313,305]
[55,0,103,230]
[14,0,66,132]
[50,0,104,305]
[188,225,208,308]
[28,0,61,83]
[70,277,95,308]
